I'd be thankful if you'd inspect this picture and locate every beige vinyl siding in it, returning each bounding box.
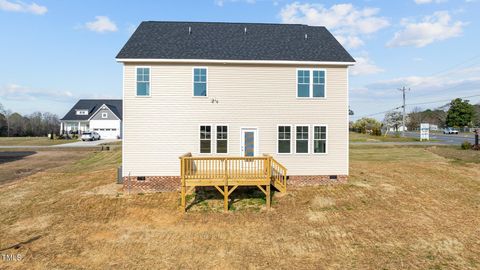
[123,63,349,176]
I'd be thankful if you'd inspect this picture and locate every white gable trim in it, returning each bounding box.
[87,104,120,121]
[116,58,355,66]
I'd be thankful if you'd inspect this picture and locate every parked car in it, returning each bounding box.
[81,131,101,141]
[443,128,459,134]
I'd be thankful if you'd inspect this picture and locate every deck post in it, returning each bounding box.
[266,184,271,209]
[224,158,228,212]
[180,157,186,211]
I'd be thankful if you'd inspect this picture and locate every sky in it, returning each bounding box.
[0,0,479,120]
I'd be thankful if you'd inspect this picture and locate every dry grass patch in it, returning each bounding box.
[0,137,72,146]
[0,146,479,269]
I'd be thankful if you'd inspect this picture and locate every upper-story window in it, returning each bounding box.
[297,69,326,98]
[193,68,207,97]
[76,110,88,115]
[297,70,310,97]
[136,67,150,96]
[101,112,108,119]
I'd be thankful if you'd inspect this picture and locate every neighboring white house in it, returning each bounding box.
[60,99,122,139]
[388,125,408,132]
[116,21,355,191]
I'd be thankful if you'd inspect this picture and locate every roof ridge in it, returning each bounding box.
[142,21,314,27]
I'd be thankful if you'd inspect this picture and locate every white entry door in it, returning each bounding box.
[240,128,258,157]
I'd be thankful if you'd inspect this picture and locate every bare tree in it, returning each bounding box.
[0,103,12,137]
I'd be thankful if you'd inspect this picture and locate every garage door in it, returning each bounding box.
[93,128,118,139]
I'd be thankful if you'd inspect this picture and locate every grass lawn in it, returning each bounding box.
[0,137,75,146]
[1,146,479,269]
[349,131,420,143]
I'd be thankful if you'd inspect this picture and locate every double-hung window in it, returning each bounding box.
[136,67,150,96]
[297,70,310,97]
[297,69,326,98]
[313,125,327,154]
[193,68,207,97]
[200,125,211,153]
[216,125,228,153]
[312,70,325,97]
[278,126,291,153]
[295,126,309,153]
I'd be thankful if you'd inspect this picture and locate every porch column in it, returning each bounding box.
[78,122,81,135]
[60,122,63,135]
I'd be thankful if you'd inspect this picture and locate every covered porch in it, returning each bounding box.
[60,121,89,135]
[179,153,287,212]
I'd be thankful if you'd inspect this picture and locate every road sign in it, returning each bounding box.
[420,123,429,141]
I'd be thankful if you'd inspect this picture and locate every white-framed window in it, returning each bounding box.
[193,67,207,97]
[216,125,228,153]
[312,70,326,98]
[200,125,212,153]
[76,110,88,115]
[313,125,327,154]
[101,112,108,118]
[296,69,326,98]
[277,125,292,154]
[297,70,310,97]
[136,67,150,96]
[295,125,309,154]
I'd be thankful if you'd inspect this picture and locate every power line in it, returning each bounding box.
[352,93,480,120]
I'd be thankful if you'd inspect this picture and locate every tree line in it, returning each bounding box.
[352,98,480,134]
[0,102,60,137]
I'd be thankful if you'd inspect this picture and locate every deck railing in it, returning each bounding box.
[179,153,287,211]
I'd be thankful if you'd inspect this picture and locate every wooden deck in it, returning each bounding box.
[179,153,287,212]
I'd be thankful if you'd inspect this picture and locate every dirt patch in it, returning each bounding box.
[0,149,91,185]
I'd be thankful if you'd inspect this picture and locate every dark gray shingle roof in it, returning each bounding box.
[61,99,122,121]
[116,21,355,63]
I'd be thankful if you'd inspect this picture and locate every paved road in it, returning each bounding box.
[0,139,121,149]
[404,131,475,145]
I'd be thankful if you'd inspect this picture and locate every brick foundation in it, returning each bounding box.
[122,175,347,193]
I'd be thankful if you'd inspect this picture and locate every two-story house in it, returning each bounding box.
[116,21,355,193]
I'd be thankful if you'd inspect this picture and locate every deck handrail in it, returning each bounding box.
[180,155,287,211]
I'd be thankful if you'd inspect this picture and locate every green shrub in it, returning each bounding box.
[461,141,472,150]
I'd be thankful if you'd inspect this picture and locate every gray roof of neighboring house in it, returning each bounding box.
[61,99,122,121]
[116,21,355,63]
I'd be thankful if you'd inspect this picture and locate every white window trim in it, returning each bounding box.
[294,124,310,154]
[215,124,229,154]
[192,67,208,98]
[312,124,328,155]
[135,66,151,97]
[199,124,213,154]
[295,68,327,99]
[276,124,293,155]
[101,112,108,119]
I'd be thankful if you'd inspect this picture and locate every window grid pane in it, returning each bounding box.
[295,126,309,153]
[200,125,211,153]
[314,126,327,153]
[313,70,325,97]
[278,126,291,153]
[194,68,207,96]
[297,70,310,97]
[136,68,150,96]
[216,126,228,153]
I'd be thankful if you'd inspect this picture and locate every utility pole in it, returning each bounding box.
[398,86,410,137]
